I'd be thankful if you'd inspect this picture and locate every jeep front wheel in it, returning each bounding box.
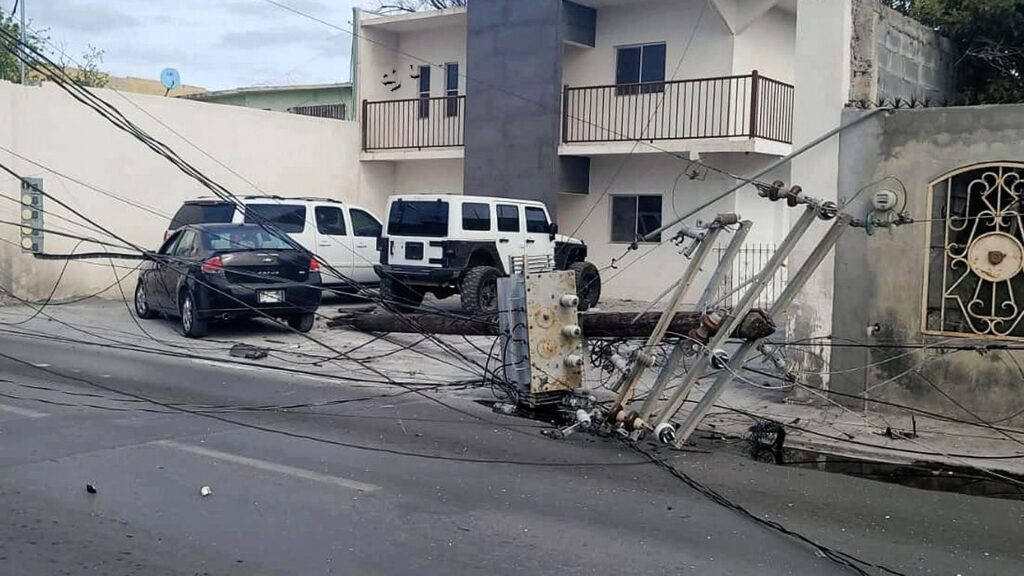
[570,261,601,312]
[461,266,501,315]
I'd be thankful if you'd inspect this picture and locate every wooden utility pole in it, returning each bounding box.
[331,309,774,340]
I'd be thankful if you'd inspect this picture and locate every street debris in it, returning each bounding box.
[85,483,97,494]
[200,486,213,497]
[229,343,269,360]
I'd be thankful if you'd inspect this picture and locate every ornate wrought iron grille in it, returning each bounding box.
[924,163,1024,339]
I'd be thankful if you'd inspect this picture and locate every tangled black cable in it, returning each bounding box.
[629,441,908,576]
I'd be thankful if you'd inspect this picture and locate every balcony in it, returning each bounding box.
[362,95,465,159]
[561,71,793,156]
[360,72,794,158]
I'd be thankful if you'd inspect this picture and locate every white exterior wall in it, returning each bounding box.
[397,27,467,100]
[356,11,467,105]
[563,0,734,88]
[558,153,789,302]
[732,7,796,83]
[395,159,464,195]
[786,0,854,366]
[0,81,373,301]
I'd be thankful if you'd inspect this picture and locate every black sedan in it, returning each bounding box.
[134,224,322,338]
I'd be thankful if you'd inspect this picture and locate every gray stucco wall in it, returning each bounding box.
[850,0,955,105]
[831,104,1024,426]
[463,0,589,216]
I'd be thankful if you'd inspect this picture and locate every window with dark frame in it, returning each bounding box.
[524,207,549,234]
[350,209,382,237]
[445,62,459,117]
[418,65,431,119]
[461,202,491,231]
[496,204,521,233]
[314,206,347,236]
[611,195,662,243]
[615,43,666,95]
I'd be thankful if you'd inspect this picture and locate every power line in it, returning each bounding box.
[0,346,646,468]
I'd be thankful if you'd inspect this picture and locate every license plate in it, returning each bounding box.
[257,290,285,304]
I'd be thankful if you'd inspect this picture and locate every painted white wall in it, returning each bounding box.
[557,153,788,302]
[732,7,796,83]
[395,159,464,196]
[787,0,854,369]
[397,27,467,100]
[0,81,375,301]
[563,0,734,88]
[355,22,399,106]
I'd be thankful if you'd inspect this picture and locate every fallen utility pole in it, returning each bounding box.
[331,309,775,340]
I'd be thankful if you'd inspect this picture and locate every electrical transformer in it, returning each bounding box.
[497,270,584,407]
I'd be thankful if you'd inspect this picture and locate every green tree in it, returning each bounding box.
[0,12,46,83]
[884,0,1024,104]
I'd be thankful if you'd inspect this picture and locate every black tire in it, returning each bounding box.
[179,290,208,338]
[461,266,501,315]
[570,261,601,312]
[134,281,156,319]
[288,313,316,333]
[380,277,424,313]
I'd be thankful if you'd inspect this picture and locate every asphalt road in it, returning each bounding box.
[0,327,1022,575]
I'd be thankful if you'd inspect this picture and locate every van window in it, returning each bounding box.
[315,206,347,236]
[388,200,449,237]
[170,202,235,229]
[461,202,490,231]
[496,204,520,232]
[525,207,549,233]
[244,204,306,233]
[350,209,383,237]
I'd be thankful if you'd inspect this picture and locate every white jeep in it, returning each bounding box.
[375,194,601,314]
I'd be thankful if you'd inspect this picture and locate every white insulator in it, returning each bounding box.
[560,294,580,308]
[562,324,582,338]
[564,354,584,368]
[575,409,592,428]
[655,423,677,444]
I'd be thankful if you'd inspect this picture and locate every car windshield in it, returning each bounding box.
[388,200,449,237]
[201,226,294,252]
[169,202,235,229]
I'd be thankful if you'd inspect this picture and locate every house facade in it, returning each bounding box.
[185,83,354,120]
[351,0,951,314]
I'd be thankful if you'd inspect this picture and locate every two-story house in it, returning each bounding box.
[351,0,951,310]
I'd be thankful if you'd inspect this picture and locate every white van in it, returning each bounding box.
[167,196,383,286]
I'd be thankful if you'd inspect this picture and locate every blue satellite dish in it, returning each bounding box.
[160,68,181,90]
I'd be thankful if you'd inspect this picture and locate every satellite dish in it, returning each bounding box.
[160,68,181,90]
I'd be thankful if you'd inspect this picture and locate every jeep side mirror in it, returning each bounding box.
[549,222,559,240]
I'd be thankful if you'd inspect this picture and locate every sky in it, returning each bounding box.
[9,0,378,90]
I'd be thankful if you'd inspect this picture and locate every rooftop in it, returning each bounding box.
[183,82,352,101]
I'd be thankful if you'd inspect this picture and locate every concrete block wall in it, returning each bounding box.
[832,104,1024,425]
[850,0,955,105]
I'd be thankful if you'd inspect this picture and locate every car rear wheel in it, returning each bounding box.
[180,291,208,338]
[134,281,156,319]
[570,261,601,312]
[381,277,424,313]
[461,266,501,315]
[287,313,316,333]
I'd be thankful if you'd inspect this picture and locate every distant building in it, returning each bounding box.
[183,83,353,120]
[104,75,206,97]
[21,69,206,97]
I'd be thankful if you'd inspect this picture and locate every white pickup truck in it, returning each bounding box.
[166,197,384,287]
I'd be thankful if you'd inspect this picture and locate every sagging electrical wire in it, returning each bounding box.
[0,346,648,468]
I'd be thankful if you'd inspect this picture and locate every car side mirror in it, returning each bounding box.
[549,222,559,241]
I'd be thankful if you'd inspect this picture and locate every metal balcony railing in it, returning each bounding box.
[562,71,793,145]
[362,95,465,151]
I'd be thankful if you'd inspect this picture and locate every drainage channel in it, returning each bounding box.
[778,447,1024,501]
